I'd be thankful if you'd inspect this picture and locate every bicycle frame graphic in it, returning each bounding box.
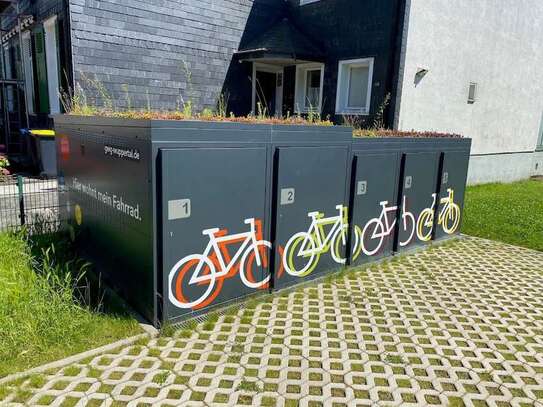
[417,188,461,241]
[353,195,416,258]
[282,205,349,277]
[168,218,270,310]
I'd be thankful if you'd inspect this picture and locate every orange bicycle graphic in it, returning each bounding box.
[168,218,270,310]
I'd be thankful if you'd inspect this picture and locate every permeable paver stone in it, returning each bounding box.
[2,237,543,407]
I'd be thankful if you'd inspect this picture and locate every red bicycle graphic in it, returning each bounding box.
[168,218,270,310]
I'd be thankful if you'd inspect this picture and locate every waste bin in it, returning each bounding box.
[22,129,57,176]
[271,125,352,289]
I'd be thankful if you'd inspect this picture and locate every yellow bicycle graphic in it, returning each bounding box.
[417,188,461,241]
[283,205,349,277]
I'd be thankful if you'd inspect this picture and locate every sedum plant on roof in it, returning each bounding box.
[60,74,333,126]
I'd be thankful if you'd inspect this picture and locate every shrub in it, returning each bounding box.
[0,154,9,178]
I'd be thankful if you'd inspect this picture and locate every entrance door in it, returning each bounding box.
[0,81,27,154]
[255,71,276,116]
[252,63,283,117]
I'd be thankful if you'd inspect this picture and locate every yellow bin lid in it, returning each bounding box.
[30,130,56,138]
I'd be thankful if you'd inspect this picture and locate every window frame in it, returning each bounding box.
[537,111,543,151]
[467,82,477,104]
[44,15,60,114]
[294,63,324,114]
[335,57,374,116]
[21,30,35,114]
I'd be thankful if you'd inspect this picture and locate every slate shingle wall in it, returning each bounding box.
[289,0,402,125]
[69,0,284,112]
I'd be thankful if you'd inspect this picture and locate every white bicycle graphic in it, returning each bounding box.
[357,196,416,256]
[168,218,270,310]
[417,188,461,241]
[283,205,349,277]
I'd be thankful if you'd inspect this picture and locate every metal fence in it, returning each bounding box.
[0,175,67,234]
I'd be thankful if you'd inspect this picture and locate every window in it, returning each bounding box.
[335,58,374,115]
[21,31,35,114]
[299,0,320,5]
[295,63,324,113]
[304,69,321,108]
[468,82,477,104]
[44,15,60,114]
[537,111,543,150]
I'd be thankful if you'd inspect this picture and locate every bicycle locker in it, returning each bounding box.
[270,126,352,289]
[349,139,403,265]
[434,141,472,241]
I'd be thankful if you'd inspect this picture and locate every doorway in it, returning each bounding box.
[252,63,283,117]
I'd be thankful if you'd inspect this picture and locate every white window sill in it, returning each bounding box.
[296,107,322,114]
[335,109,370,116]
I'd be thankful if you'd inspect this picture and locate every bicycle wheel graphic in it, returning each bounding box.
[331,225,348,264]
[283,232,320,277]
[442,204,461,234]
[417,209,434,242]
[399,211,416,247]
[361,218,385,256]
[351,225,363,261]
[240,240,272,289]
[168,255,217,310]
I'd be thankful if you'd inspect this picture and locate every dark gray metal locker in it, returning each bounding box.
[397,151,440,251]
[273,146,350,289]
[350,152,401,265]
[434,151,470,240]
[161,147,270,320]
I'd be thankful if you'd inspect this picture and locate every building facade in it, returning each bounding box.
[395,0,543,183]
[0,0,541,184]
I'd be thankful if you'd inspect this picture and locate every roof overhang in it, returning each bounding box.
[236,17,325,66]
[235,48,325,65]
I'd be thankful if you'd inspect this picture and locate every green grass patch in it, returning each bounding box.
[463,179,543,251]
[236,379,262,393]
[0,232,140,378]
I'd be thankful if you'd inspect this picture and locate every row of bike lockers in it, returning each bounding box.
[55,117,471,325]
[158,126,471,323]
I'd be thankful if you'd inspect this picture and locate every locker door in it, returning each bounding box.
[273,146,350,289]
[350,152,401,264]
[397,152,440,251]
[161,147,269,321]
[435,151,470,240]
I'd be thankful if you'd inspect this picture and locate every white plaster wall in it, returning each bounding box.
[468,152,543,185]
[396,0,543,156]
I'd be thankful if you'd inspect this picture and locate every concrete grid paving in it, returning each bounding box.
[2,236,543,407]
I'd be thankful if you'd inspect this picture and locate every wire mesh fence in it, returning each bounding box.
[0,175,67,235]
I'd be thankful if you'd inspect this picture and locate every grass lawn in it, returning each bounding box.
[462,179,543,251]
[0,232,141,378]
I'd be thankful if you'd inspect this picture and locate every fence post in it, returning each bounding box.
[17,175,25,226]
